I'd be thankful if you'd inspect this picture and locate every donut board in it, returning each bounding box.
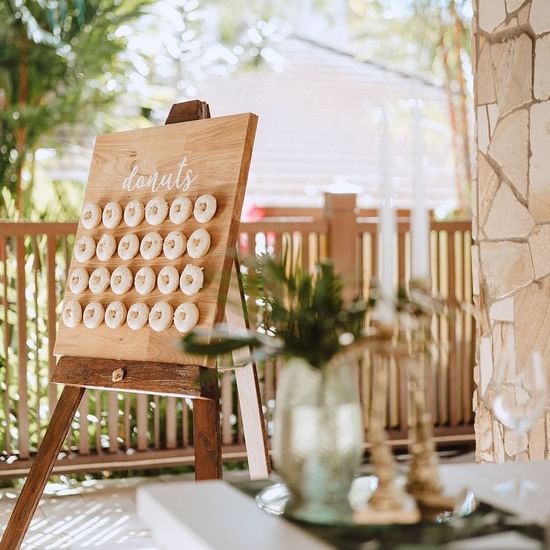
[1,103,269,550]
[54,112,257,366]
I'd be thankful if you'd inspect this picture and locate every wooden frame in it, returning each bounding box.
[55,104,256,366]
[0,100,270,550]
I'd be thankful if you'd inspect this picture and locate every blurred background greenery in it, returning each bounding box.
[0,0,472,221]
[0,0,473,488]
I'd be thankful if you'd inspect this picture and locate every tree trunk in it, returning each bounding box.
[439,31,463,215]
[449,0,472,215]
[15,31,30,218]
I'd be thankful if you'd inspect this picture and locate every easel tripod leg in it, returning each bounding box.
[0,385,85,550]
[193,368,222,481]
[226,257,270,479]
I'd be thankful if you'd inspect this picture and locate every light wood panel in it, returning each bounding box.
[54,113,257,367]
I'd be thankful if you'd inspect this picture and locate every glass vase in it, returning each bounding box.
[271,358,364,524]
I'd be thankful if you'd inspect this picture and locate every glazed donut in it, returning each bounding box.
[140,232,163,260]
[96,234,116,262]
[110,266,133,295]
[127,302,150,330]
[163,231,186,260]
[174,303,199,333]
[81,203,101,230]
[62,299,82,328]
[102,201,122,229]
[74,235,96,263]
[83,302,105,329]
[179,264,204,296]
[148,302,173,332]
[193,194,217,223]
[68,267,89,294]
[145,198,168,226]
[169,197,193,224]
[118,233,139,260]
[105,301,127,329]
[134,266,156,296]
[124,200,144,227]
[89,267,111,295]
[187,228,211,259]
[157,266,179,295]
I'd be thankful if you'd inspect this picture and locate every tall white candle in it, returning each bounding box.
[377,108,396,324]
[411,86,430,282]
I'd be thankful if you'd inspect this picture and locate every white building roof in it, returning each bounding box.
[191,36,458,211]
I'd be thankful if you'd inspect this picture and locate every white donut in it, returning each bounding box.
[174,303,199,333]
[193,194,217,223]
[96,234,116,262]
[110,266,133,295]
[148,302,173,332]
[124,200,144,227]
[180,265,204,296]
[135,266,156,296]
[62,299,82,328]
[74,235,96,263]
[187,228,211,259]
[81,203,101,230]
[102,201,122,229]
[163,231,186,260]
[169,197,193,224]
[145,198,168,226]
[89,267,110,295]
[105,301,127,329]
[140,232,163,260]
[157,266,179,295]
[83,302,105,329]
[68,267,89,294]
[127,302,150,330]
[118,233,139,260]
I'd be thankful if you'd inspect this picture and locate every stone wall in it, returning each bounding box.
[474,0,550,462]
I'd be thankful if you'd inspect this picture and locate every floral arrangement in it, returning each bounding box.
[181,254,371,369]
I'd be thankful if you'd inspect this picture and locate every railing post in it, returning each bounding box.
[323,193,359,300]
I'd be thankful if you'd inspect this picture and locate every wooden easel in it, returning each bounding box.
[0,100,270,550]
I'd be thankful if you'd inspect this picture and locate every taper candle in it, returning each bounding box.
[411,87,430,282]
[377,108,396,324]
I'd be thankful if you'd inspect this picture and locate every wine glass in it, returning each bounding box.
[490,350,547,498]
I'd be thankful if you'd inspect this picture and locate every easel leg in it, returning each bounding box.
[226,257,270,480]
[234,366,270,479]
[1,385,85,550]
[193,368,222,480]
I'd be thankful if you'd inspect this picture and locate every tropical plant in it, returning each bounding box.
[182,255,371,369]
[0,0,152,219]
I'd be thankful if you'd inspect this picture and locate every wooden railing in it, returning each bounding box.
[0,194,474,477]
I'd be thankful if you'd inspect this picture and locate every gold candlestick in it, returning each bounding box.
[404,303,454,512]
[356,329,419,524]
[369,354,413,511]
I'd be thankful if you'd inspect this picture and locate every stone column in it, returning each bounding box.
[474,0,550,462]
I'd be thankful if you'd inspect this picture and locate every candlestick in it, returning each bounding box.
[411,86,430,282]
[377,108,396,325]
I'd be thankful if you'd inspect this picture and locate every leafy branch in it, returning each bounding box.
[182,255,371,369]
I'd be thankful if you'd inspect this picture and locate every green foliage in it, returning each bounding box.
[0,0,151,218]
[348,0,471,79]
[182,255,370,369]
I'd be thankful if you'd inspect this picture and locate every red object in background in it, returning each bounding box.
[241,199,265,222]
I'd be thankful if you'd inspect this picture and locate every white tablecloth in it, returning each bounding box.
[137,460,550,549]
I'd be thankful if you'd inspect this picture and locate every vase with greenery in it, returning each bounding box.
[182,255,371,523]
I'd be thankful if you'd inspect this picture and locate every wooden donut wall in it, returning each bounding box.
[54,113,257,366]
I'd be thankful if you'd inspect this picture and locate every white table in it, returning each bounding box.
[137,460,550,550]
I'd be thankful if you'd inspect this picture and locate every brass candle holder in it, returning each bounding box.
[402,279,456,512]
[361,327,420,524]
[360,279,464,522]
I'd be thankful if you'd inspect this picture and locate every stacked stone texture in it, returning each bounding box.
[475,0,550,462]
